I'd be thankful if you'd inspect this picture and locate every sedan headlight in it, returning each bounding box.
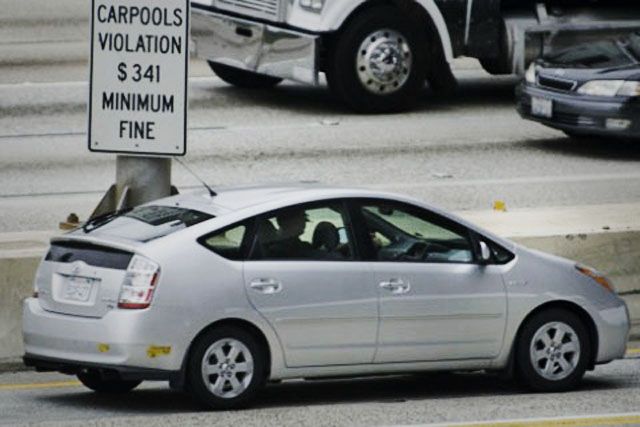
[576,264,615,293]
[617,81,640,97]
[525,63,537,84]
[577,80,640,97]
[299,0,325,13]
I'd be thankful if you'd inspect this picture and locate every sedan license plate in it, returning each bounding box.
[532,97,553,118]
[63,277,95,302]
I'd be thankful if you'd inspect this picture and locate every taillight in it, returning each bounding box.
[118,255,160,309]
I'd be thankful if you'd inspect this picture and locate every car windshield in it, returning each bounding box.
[545,40,633,68]
[81,205,213,242]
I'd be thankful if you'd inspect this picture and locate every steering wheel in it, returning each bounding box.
[402,241,430,261]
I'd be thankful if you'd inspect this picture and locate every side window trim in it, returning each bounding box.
[347,198,478,265]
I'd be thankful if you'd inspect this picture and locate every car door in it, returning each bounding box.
[242,200,378,368]
[351,199,508,363]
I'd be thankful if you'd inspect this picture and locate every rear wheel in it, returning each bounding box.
[208,62,282,89]
[186,326,267,410]
[516,309,591,392]
[77,370,141,394]
[325,6,428,113]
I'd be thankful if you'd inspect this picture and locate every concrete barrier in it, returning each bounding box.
[1,205,639,366]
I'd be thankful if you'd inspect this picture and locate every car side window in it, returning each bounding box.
[200,223,249,261]
[251,202,354,261]
[360,202,474,263]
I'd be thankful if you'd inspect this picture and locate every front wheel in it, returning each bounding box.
[77,370,141,394]
[516,309,591,392]
[325,6,428,113]
[208,62,282,89]
[186,327,267,410]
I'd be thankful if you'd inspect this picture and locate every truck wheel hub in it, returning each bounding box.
[357,29,412,94]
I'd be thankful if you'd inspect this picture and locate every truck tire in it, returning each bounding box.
[326,6,428,113]
[208,62,282,89]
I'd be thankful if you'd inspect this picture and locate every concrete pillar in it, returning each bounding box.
[116,156,172,207]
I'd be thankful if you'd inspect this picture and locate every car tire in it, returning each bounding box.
[208,62,283,89]
[516,309,591,392]
[325,6,428,113]
[186,326,267,410]
[77,370,142,394]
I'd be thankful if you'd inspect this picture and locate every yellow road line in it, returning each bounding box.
[422,414,640,427]
[0,380,80,391]
[626,348,640,355]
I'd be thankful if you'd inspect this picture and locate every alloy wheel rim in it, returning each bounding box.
[529,321,581,381]
[356,29,412,94]
[201,338,254,399]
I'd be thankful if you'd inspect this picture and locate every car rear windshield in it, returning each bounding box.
[82,205,214,242]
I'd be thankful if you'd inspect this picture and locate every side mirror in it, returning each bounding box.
[479,241,492,264]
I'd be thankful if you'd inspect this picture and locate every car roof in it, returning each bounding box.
[61,182,516,253]
[155,182,390,215]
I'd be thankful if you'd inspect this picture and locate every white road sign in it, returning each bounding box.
[89,0,189,156]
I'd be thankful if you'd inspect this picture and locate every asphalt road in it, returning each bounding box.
[1,351,639,427]
[2,1,640,232]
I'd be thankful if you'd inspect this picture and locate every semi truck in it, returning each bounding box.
[190,0,640,113]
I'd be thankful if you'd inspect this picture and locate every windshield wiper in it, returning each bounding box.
[616,40,640,64]
[82,208,132,233]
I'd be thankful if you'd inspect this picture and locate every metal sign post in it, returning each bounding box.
[88,0,189,217]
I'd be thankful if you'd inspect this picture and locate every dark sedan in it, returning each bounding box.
[517,32,640,140]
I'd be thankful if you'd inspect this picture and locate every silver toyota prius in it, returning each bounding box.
[23,184,630,409]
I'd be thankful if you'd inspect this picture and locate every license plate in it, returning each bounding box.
[63,277,95,302]
[532,97,553,118]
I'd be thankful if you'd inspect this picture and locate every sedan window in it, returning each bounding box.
[251,202,354,261]
[200,224,248,261]
[360,203,473,263]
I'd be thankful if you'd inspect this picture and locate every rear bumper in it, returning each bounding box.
[22,298,188,372]
[23,354,178,382]
[517,83,640,139]
[191,6,320,84]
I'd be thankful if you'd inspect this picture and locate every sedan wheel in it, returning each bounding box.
[516,309,590,392]
[187,327,266,410]
[529,322,581,381]
[77,370,141,394]
[201,338,255,399]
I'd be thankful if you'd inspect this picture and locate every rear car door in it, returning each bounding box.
[351,199,508,363]
[241,200,378,368]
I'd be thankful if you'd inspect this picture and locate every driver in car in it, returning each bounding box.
[270,210,318,259]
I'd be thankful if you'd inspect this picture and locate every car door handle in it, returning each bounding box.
[250,279,282,294]
[379,279,410,295]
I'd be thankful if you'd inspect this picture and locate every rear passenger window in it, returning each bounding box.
[200,224,249,261]
[252,202,354,261]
